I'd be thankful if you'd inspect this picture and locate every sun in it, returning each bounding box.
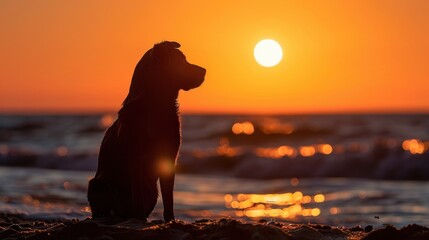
[254,39,283,67]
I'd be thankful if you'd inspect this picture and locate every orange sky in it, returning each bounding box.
[1,0,428,114]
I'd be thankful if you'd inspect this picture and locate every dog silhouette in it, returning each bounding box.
[87,41,206,222]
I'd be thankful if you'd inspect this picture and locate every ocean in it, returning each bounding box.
[0,114,428,227]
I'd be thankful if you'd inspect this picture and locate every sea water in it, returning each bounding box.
[0,114,428,227]
[0,167,428,227]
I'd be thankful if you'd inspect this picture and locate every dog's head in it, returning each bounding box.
[123,41,206,107]
[151,41,206,91]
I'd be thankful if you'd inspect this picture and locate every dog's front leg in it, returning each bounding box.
[160,172,175,222]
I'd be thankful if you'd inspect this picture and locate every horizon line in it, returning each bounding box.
[1,109,429,116]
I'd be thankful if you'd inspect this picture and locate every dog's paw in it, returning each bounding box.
[163,213,175,222]
[151,219,165,224]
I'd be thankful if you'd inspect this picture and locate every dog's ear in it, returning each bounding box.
[151,41,181,61]
[166,41,181,49]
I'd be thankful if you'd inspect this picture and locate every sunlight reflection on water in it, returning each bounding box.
[1,167,429,227]
[224,191,323,219]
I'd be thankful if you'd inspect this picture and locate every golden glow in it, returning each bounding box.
[158,158,175,176]
[225,191,326,219]
[255,147,280,159]
[299,146,316,157]
[232,122,254,135]
[224,194,233,203]
[290,178,299,186]
[311,208,321,216]
[260,119,294,134]
[217,138,241,157]
[402,139,427,154]
[292,191,303,201]
[235,210,245,217]
[302,195,312,204]
[100,114,116,128]
[82,206,91,213]
[318,144,333,155]
[329,207,340,215]
[237,193,247,201]
[254,142,335,159]
[253,39,283,67]
[277,146,295,157]
[314,194,325,203]
[231,201,239,209]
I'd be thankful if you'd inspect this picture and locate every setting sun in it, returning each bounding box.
[254,39,283,67]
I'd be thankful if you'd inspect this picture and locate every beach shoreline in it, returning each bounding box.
[1,214,428,240]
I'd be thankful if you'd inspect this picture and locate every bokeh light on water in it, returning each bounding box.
[224,191,324,219]
[402,139,428,154]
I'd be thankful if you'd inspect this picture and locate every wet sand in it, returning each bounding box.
[1,214,428,240]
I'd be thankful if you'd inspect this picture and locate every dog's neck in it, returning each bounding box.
[118,94,179,118]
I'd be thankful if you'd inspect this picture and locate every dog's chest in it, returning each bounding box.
[136,113,180,138]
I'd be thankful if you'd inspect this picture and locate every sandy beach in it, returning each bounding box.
[1,214,428,240]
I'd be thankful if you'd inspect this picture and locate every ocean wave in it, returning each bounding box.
[1,114,429,180]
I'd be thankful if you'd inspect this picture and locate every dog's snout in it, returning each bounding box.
[193,65,206,78]
[199,67,206,75]
[181,64,206,91]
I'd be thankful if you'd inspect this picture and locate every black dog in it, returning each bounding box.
[87,41,206,222]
